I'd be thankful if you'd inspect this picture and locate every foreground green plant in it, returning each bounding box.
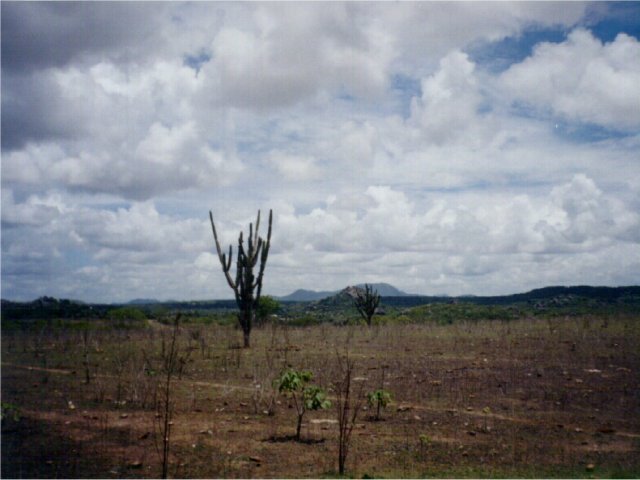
[367,388,392,421]
[1,402,21,422]
[276,368,331,441]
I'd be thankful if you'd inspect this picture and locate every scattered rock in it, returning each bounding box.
[67,401,76,410]
[397,405,412,412]
[310,418,338,425]
[249,456,262,464]
[199,429,213,435]
[413,415,421,421]
[120,413,128,419]
[467,430,477,436]
[586,463,595,472]
[127,460,143,469]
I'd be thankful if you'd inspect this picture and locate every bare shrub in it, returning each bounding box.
[333,350,365,475]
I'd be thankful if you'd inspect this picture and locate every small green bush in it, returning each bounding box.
[108,306,148,329]
[276,368,331,440]
[367,389,392,420]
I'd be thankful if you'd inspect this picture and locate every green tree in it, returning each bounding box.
[256,295,280,325]
[276,368,331,441]
[108,306,148,328]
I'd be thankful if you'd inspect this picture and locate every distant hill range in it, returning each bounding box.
[127,298,161,305]
[278,282,413,301]
[2,285,639,320]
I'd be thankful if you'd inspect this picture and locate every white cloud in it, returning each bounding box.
[500,29,640,131]
[1,189,61,227]
[201,3,392,110]
[409,50,485,144]
[382,2,588,76]
[268,151,321,182]
[2,3,639,302]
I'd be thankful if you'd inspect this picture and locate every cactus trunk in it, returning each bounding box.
[210,210,272,348]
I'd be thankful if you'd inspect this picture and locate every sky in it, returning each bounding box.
[2,2,640,303]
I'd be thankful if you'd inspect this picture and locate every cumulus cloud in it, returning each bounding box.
[0,2,170,72]
[382,2,588,75]
[500,29,640,131]
[2,3,639,301]
[261,174,639,296]
[409,50,486,144]
[201,3,392,110]
[275,176,638,258]
[268,152,321,182]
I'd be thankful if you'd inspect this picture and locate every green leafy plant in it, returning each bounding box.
[367,389,392,421]
[418,433,432,460]
[275,368,331,441]
[1,402,21,422]
[256,295,280,326]
[108,306,148,329]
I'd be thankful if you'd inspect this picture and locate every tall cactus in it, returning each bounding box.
[209,209,272,348]
[353,284,381,326]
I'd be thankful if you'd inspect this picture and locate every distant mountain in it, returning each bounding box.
[278,289,336,302]
[279,283,412,302]
[355,283,414,297]
[316,286,365,308]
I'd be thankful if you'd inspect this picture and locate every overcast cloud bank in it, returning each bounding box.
[2,2,639,302]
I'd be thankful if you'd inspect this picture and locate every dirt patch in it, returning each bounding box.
[2,317,639,477]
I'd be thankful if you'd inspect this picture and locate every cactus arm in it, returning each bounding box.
[209,211,237,290]
[253,210,272,301]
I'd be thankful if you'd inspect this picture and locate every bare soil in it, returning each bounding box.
[2,316,639,478]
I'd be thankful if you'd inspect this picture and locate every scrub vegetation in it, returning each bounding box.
[2,294,639,478]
